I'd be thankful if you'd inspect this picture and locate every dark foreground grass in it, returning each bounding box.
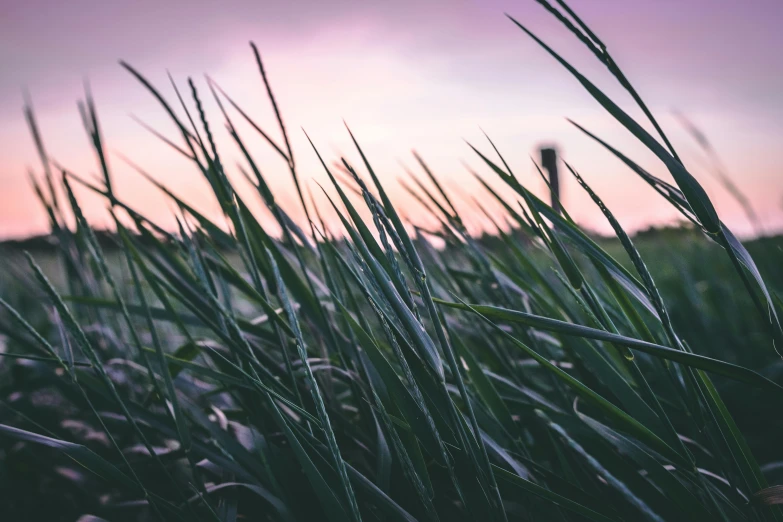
[1,1,783,521]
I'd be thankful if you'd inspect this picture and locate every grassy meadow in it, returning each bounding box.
[1,2,783,521]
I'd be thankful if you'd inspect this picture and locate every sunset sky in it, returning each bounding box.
[1,0,782,239]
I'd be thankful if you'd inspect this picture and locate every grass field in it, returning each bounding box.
[1,2,783,521]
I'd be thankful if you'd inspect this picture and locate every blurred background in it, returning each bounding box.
[2,0,782,240]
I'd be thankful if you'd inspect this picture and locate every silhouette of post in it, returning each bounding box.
[540,147,560,214]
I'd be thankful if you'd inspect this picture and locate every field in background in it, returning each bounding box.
[4,228,783,366]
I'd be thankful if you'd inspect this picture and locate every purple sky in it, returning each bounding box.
[2,0,782,239]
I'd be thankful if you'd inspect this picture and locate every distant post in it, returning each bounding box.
[540,147,560,214]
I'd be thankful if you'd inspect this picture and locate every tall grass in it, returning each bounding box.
[1,1,782,520]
